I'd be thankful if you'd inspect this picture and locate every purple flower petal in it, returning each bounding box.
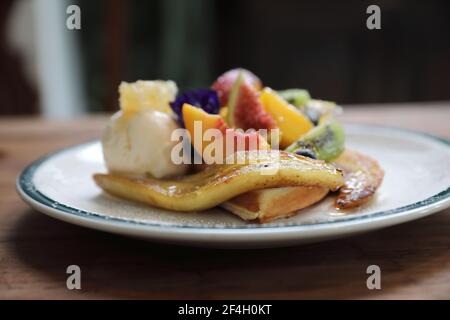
[170,89,220,127]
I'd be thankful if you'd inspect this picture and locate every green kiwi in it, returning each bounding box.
[277,89,311,107]
[277,90,340,126]
[286,119,345,161]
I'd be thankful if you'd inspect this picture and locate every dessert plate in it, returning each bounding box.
[17,124,450,248]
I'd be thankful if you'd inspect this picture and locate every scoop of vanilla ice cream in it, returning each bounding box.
[102,110,189,178]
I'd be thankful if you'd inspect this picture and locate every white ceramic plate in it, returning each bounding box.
[17,124,450,248]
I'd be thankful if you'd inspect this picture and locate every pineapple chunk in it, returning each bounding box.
[119,80,177,115]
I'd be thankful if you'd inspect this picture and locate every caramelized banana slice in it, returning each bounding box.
[223,186,329,223]
[94,151,344,212]
[334,150,384,209]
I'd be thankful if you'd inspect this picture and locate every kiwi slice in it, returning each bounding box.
[286,119,345,161]
[302,100,339,126]
[278,89,311,107]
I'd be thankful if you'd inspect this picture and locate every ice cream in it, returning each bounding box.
[101,80,189,179]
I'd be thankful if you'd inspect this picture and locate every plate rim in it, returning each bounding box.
[16,124,450,236]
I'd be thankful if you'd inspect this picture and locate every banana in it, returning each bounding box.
[222,186,329,223]
[94,151,344,212]
[334,149,384,209]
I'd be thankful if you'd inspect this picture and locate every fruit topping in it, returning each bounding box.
[212,68,262,106]
[277,89,341,126]
[295,149,317,159]
[260,88,314,148]
[286,119,345,161]
[182,103,227,155]
[302,100,342,125]
[278,89,311,107]
[182,103,270,163]
[302,107,322,126]
[119,80,177,115]
[170,88,220,127]
[226,76,277,132]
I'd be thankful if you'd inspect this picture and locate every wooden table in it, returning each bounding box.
[1,103,449,299]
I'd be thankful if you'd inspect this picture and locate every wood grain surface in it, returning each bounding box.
[0,103,449,299]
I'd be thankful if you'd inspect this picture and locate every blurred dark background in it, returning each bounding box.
[1,0,449,117]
